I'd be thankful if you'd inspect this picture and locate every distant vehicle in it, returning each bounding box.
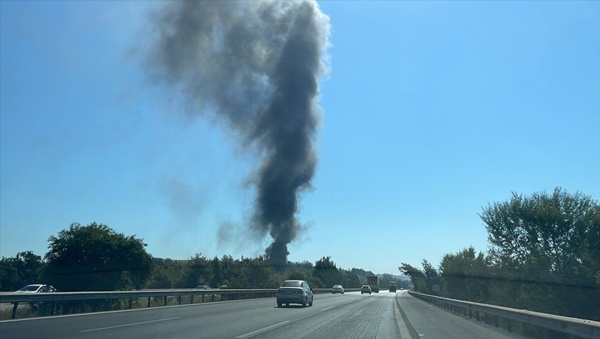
[15,284,56,293]
[389,283,397,292]
[276,280,313,307]
[194,284,211,290]
[361,285,372,294]
[367,275,379,293]
[331,284,344,294]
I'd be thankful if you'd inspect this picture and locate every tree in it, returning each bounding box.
[44,222,152,291]
[0,251,44,291]
[177,253,212,288]
[480,188,600,319]
[440,247,491,302]
[399,263,427,292]
[313,256,342,288]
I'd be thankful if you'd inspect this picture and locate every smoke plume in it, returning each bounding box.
[144,1,330,268]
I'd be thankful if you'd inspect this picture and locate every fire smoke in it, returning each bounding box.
[144,0,330,268]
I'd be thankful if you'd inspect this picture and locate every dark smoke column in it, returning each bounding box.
[144,1,330,269]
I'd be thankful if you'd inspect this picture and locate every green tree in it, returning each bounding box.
[177,253,212,288]
[480,188,600,319]
[313,256,342,288]
[399,263,428,292]
[440,247,491,301]
[0,251,44,291]
[44,222,152,291]
[421,260,441,294]
[241,257,278,288]
[210,256,222,288]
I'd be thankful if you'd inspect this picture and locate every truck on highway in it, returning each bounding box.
[366,275,379,293]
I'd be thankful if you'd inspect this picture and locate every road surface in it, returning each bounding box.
[0,290,518,338]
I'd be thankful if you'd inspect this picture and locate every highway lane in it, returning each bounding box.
[0,290,519,338]
[396,292,519,339]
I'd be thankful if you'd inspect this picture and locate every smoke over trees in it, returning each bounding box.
[143,1,330,268]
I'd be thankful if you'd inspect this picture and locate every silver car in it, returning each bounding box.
[15,284,56,293]
[332,284,345,294]
[276,280,313,307]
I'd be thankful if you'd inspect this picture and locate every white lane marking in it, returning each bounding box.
[79,317,180,332]
[235,321,291,339]
[321,306,335,312]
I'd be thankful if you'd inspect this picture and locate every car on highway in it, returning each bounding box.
[194,284,211,290]
[331,284,344,294]
[15,284,56,293]
[276,280,313,307]
[389,284,397,292]
[361,285,372,294]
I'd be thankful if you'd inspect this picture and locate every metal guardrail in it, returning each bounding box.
[408,291,600,339]
[0,287,361,319]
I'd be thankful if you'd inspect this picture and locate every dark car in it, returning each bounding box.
[389,284,397,292]
[194,284,211,290]
[276,280,313,307]
[361,285,372,294]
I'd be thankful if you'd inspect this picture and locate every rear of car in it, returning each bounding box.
[276,280,314,307]
[361,285,372,294]
[331,284,344,294]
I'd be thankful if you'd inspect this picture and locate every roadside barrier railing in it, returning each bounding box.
[408,291,600,339]
[0,287,361,319]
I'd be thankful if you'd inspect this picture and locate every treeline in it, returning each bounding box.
[0,223,377,292]
[400,187,600,321]
[146,254,367,290]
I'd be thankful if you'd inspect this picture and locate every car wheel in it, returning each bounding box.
[309,297,313,307]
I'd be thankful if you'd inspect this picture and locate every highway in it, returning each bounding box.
[0,290,518,339]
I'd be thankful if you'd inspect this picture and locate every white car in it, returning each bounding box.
[15,284,56,293]
[332,284,345,294]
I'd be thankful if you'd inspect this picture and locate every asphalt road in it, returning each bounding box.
[0,290,518,339]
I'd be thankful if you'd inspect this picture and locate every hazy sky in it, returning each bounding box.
[1,1,599,275]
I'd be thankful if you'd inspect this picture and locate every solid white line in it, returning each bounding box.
[79,317,180,332]
[235,321,291,338]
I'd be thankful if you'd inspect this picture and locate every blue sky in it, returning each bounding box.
[1,1,599,275]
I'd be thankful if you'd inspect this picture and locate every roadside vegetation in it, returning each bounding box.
[401,187,600,322]
[3,186,595,323]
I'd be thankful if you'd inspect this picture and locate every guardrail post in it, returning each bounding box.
[147,297,151,308]
[178,295,181,305]
[51,301,55,316]
[163,296,167,306]
[128,298,133,309]
[211,294,215,302]
[11,302,18,319]
[191,295,194,304]
[202,294,205,303]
